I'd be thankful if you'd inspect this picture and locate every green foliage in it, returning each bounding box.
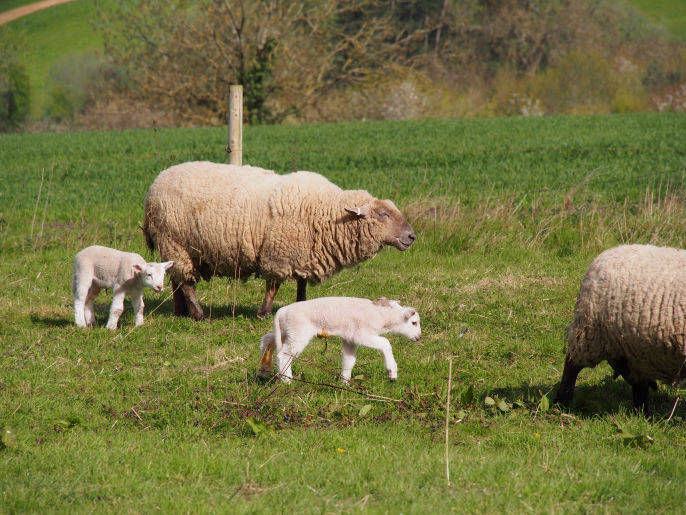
[0,114,685,510]
[45,52,106,120]
[4,0,113,117]
[0,29,30,130]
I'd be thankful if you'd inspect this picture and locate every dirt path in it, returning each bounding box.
[0,0,76,25]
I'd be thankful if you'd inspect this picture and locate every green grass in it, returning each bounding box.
[628,0,686,38]
[1,114,685,511]
[0,0,36,14]
[4,0,108,117]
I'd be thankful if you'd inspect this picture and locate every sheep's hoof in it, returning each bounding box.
[189,308,205,321]
[256,367,272,380]
[257,309,270,319]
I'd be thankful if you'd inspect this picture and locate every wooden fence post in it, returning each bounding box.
[227,85,243,165]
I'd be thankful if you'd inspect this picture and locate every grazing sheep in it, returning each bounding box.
[143,161,416,319]
[72,245,173,330]
[257,296,421,383]
[555,244,686,410]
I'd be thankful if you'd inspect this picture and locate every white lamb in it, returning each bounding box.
[72,245,173,330]
[258,297,421,383]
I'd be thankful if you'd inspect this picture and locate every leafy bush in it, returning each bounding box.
[45,52,114,121]
[91,0,685,125]
[0,30,30,131]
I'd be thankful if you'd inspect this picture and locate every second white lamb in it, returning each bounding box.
[258,297,421,383]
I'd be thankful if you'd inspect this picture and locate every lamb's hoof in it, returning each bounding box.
[387,370,397,381]
[257,310,270,319]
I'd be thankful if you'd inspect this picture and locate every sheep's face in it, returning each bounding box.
[133,261,174,292]
[397,307,421,341]
[345,199,416,250]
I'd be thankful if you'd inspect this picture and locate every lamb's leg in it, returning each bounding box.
[554,354,583,406]
[341,341,358,382]
[131,292,145,326]
[106,287,127,330]
[171,279,189,317]
[73,274,92,328]
[356,335,397,381]
[181,282,204,321]
[84,285,101,327]
[276,329,313,383]
[296,278,307,302]
[73,297,87,328]
[258,278,281,318]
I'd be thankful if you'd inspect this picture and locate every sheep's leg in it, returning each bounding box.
[258,279,280,318]
[106,287,127,330]
[171,279,189,317]
[296,278,307,302]
[631,381,651,412]
[341,341,358,382]
[554,354,582,406]
[181,282,204,321]
[356,335,397,381]
[608,357,629,380]
[131,292,145,326]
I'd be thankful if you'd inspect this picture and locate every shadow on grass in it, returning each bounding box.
[150,299,263,320]
[489,376,685,420]
[30,314,72,327]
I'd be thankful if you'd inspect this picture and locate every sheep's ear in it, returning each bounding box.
[132,264,143,274]
[345,205,371,218]
[163,261,174,270]
[373,297,390,307]
[404,308,416,321]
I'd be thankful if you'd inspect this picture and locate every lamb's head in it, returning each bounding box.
[397,306,421,341]
[133,261,174,292]
[345,199,416,251]
[376,298,421,341]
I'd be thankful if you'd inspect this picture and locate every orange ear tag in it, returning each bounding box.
[317,328,330,339]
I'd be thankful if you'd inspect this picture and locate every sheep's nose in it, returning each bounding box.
[407,231,416,241]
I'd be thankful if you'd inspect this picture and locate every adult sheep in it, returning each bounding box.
[143,161,416,319]
[555,244,686,410]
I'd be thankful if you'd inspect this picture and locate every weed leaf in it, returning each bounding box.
[359,404,372,417]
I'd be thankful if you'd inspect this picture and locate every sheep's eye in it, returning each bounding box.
[147,273,152,278]
[412,321,418,326]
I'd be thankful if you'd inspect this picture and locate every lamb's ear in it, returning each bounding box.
[132,264,143,275]
[163,261,174,270]
[373,297,390,307]
[404,308,416,321]
[345,205,371,218]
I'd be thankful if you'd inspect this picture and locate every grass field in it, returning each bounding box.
[629,0,686,38]
[1,114,685,511]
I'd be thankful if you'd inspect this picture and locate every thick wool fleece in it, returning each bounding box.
[143,162,394,286]
[566,244,686,384]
